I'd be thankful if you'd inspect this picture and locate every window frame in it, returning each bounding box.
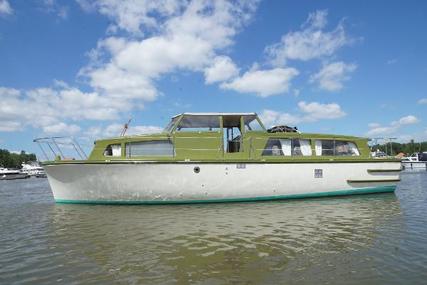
[174,115,221,133]
[243,116,266,132]
[315,139,360,156]
[125,140,175,158]
[262,138,313,157]
[103,144,122,158]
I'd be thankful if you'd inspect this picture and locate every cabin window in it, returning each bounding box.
[262,139,286,156]
[244,116,264,131]
[104,144,121,157]
[176,115,220,132]
[335,141,360,156]
[164,117,179,133]
[315,140,360,156]
[315,140,334,156]
[262,139,312,156]
[126,140,174,157]
[293,139,312,156]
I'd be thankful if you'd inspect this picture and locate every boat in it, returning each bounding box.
[21,161,47,177]
[0,167,30,180]
[35,172,47,178]
[401,152,427,170]
[36,113,401,204]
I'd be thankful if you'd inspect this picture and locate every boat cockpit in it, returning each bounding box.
[165,113,265,153]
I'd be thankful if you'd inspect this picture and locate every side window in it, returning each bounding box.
[315,140,360,156]
[262,139,286,156]
[321,140,334,156]
[262,138,311,156]
[292,139,312,156]
[104,144,121,157]
[126,140,174,157]
[335,141,360,156]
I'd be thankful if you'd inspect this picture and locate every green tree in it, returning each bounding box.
[370,141,427,156]
[0,149,38,168]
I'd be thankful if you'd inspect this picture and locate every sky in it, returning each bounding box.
[1,0,427,157]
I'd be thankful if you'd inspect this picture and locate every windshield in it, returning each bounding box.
[243,115,265,131]
[176,115,221,132]
[163,117,179,133]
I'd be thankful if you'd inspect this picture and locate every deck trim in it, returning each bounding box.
[43,159,401,166]
[347,179,401,183]
[54,185,396,205]
[367,169,402,173]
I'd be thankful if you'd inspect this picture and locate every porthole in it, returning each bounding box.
[194,166,200,173]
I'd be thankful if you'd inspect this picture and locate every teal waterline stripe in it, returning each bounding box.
[55,185,396,205]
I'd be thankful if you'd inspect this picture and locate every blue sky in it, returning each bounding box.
[1,0,427,157]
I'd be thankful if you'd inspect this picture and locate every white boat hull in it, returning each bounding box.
[402,161,427,170]
[44,162,401,204]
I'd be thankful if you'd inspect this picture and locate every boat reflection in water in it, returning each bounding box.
[49,193,402,284]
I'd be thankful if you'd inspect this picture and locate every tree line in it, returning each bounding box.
[0,149,37,169]
[370,141,427,156]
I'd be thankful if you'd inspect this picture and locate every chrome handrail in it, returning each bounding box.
[33,136,88,161]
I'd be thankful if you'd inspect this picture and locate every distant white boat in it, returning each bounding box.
[401,152,427,170]
[0,167,30,180]
[21,162,47,178]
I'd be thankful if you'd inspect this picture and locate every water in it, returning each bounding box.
[1,172,427,285]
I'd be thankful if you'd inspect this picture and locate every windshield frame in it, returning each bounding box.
[163,117,180,133]
[243,115,266,132]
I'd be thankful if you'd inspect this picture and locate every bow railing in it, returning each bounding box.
[33,136,88,161]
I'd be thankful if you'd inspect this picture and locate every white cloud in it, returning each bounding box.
[204,56,239,84]
[260,101,346,127]
[259,109,301,127]
[0,86,19,96]
[394,115,419,126]
[0,121,21,132]
[0,86,125,133]
[76,0,187,35]
[80,0,259,102]
[43,122,81,135]
[1,1,262,136]
[88,63,158,102]
[0,0,12,15]
[368,123,381,129]
[265,10,351,66]
[366,126,395,137]
[220,67,299,97]
[366,115,419,137]
[87,123,163,138]
[298,101,346,121]
[0,84,165,139]
[417,98,427,104]
[130,125,163,135]
[310,61,357,91]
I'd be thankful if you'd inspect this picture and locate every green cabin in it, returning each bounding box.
[85,113,375,163]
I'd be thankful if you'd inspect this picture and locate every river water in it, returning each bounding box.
[1,171,427,285]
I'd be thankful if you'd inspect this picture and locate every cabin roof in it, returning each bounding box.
[172,112,258,118]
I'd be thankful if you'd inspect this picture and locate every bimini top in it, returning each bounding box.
[172,112,258,119]
[165,112,265,133]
